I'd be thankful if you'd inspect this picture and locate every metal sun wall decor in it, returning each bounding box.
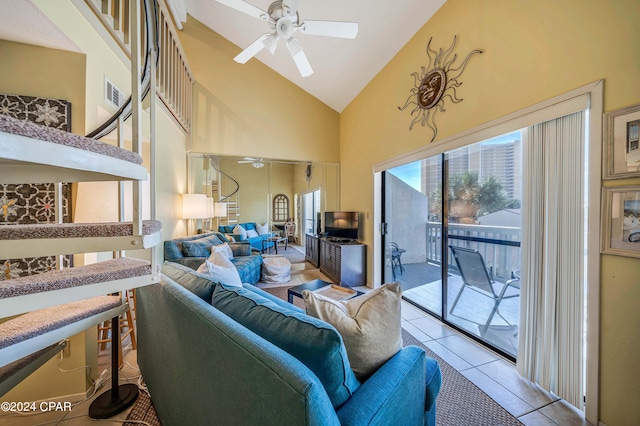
[399,36,483,142]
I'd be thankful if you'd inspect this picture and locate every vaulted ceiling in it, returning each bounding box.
[0,0,446,112]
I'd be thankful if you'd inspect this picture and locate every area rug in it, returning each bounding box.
[124,390,161,426]
[268,244,306,264]
[401,329,522,426]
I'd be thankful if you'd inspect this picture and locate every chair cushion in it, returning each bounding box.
[181,234,225,257]
[211,283,360,408]
[162,262,218,302]
[304,282,403,380]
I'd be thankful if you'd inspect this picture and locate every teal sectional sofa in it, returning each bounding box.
[136,263,442,426]
[218,222,275,252]
[163,231,262,284]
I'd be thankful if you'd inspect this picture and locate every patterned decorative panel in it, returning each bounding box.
[0,94,71,131]
[0,93,73,280]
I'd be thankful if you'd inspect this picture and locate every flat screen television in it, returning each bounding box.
[324,211,359,239]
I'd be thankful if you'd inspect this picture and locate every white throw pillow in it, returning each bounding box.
[200,252,242,287]
[233,224,247,239]
[212,242,234,260]
[246,229,259,238]
[303,282,402,380]
[256,222,269,235]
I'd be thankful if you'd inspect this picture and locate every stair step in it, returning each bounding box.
[0,258,157,318]
[0,296,126,367]
[0,342,65,397]
[0,220,162,258]
[0,114,147,183]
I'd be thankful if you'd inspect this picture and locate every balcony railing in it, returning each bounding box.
[426,222,521,281]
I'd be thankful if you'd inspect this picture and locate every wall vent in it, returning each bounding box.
[105,77,123,109]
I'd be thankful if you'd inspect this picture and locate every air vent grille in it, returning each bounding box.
[105,77,123,109]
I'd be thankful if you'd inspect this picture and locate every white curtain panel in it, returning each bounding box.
[517,111,585,409]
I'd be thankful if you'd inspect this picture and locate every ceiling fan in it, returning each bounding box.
[214,0,358,77]
[238,156,265,168]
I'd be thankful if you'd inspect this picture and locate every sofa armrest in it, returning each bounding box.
[337,346,431,426]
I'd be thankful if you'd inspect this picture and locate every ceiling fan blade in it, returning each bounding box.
[282,0,300,14]
[234,34,270,64]
[214,0,268,21]
[287,38,313,77]
[263,33,279,55]
[299,20,358,39]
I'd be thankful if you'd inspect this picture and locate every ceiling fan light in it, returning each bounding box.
[252,161,265,168]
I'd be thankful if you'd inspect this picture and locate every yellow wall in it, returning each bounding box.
[178,17,340,163]
[0,40,86,135]
[340,0,640,424]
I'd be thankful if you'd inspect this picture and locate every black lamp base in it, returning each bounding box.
[88,383,139,419]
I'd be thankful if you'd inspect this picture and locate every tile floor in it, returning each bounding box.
[401,300,591,426]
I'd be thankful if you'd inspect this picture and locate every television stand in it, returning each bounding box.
[318,238,366,287]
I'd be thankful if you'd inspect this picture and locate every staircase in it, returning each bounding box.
[209,158,240,226]
[0,114,161,390]
[0,0,167,417]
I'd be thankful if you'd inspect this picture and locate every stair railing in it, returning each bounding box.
[83,0,193,138]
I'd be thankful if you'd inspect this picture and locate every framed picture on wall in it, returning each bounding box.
[603,103,640,179]
[601,186,640,258]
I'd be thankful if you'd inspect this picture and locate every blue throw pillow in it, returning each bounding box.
[211,283,360,408]
[181,234,224,257]
[162,262,218,302]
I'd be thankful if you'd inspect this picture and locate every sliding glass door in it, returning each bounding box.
[383,132,522,358]
[383,157,443,317]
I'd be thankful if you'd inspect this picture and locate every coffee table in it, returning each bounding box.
[262,236,287,254]
[287,279,363,303]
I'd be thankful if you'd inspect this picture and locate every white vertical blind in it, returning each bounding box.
[517,111,585,409]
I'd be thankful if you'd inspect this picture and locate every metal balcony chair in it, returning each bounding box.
[386,242,406,280]
[448,245,520,336]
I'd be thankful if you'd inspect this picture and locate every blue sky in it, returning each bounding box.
[388,131,522,191]
[389,162,422,191]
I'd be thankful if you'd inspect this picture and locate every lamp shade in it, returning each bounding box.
[213,202,228,218]
[182,194,208,219]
